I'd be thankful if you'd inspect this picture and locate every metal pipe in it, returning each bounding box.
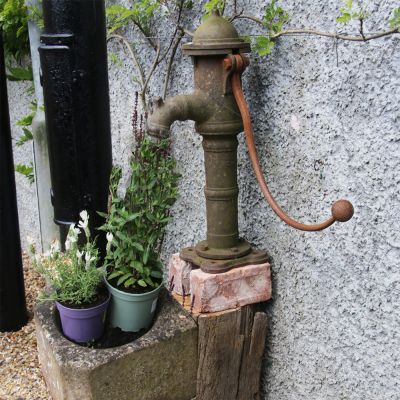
[39,0,112,244]
[0,32,28,331]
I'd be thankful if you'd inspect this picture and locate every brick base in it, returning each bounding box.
[167,254,272,314]
[168,253,194,295]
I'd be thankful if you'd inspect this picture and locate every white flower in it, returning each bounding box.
[78,210,89,229]
[65,239,71,251]
[50,240,60,255]
[76,250,83,259]
[84,251,96,270]
[79,210,88,222]
[106,232,114,253]
[67,225,80,243]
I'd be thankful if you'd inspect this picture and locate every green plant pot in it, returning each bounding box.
[104,278,162,332]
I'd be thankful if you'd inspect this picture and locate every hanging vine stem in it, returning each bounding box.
[107,33,146,90]
[230,14,399,42]
[107,0,191,110]
[162,29,184,99]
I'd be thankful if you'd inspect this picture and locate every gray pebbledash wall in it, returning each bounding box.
[9,1,399,399]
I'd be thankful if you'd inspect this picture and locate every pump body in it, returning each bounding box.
[148,13,268,273]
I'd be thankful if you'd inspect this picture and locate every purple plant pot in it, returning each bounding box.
[55,294,110,343]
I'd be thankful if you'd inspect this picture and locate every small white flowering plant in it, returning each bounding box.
[29,211,104,306]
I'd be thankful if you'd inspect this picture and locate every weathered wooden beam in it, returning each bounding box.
[196,303,268,400]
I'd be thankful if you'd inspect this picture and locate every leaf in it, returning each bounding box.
[336,12,351,24]
[389,7,400,28]
[150,270,162,279]
[16,128,33,146]
[131,242,144,252]
[254,36,275,56]
[124,277,135,287]
[16,112,35,127]
[15,163,34,184]
[117,273,131,287]
[138,279,147,287]
[108,270,124,280]
[131,260,144,273]
[6,66,33,81]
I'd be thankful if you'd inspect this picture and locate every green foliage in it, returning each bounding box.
[27,0,44,29]
[15,162,34,184]
[109,52,124,67]
[29,211,104,306]
[14,101,36,183]
[250,0,289,57]
[254,36,275,56]
[336,0,368,24]
[6,65,33,81]
[203,0,225,17]
[263,0,289,34]
[106,1,160,35]
[16,127,33,146]
[0,0,29,61]
[389,7,400,29]
[100,133,179,291]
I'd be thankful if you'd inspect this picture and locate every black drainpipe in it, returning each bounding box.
[0,32,28,332]
[39,0,112,246]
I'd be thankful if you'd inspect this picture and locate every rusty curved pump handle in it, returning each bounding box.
[224,54,354,232]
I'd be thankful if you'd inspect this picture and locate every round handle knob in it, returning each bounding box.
[331,199,354,222]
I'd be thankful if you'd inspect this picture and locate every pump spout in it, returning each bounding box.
[147,91,210,137]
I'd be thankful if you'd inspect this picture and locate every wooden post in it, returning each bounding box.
[174,294,268,400]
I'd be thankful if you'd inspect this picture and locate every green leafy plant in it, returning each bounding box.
[250,0,289,56]
[15,162,34,183]
[0,0,29,61]
[29,211,104,305]
[13,100,37,183]
[336,0,367,24]
[106,0,160,35]
[100,104,179,291]
[203,0,225,17]
[389,7,400,30]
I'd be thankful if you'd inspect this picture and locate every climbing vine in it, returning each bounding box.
[106,0,399,109]
[0,0,399,181]
[0,0,43,183]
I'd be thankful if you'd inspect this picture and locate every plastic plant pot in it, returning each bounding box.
[104,278,162,332]
[55,294,110,343]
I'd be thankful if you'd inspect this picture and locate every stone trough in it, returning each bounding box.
[35,290,198,400]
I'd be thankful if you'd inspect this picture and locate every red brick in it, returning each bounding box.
[190,263,272,313]
[168,253,194,295]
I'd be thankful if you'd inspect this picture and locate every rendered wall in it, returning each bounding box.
[9,1,399,399]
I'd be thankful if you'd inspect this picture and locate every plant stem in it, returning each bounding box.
[107,33,146,97]
[230,14,399,42]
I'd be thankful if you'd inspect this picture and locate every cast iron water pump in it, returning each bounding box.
[148,11,354,274]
